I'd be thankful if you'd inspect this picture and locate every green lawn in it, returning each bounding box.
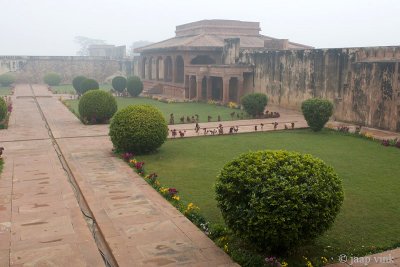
[52,84,112,94]
[134,129,400,264]
[0,86,11,95]
[66,97,245,124]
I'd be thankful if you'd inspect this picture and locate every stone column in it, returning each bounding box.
[206,76,212,100]
[171,56,176,83]
[188,76,193,99]
[196,75,202,100]
[223,77,230,104]
[237,77,244,103]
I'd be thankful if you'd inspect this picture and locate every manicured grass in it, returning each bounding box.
[0,86,11,95]
[52,84,112,94]
[135,129,400,263]
[66,97,245,123]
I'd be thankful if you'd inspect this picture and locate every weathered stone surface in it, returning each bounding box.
[240,46,400,132]
[0,56,135,84]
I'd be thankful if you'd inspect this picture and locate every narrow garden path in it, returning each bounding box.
[0,84,238,266]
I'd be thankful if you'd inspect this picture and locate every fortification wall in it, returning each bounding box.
[240,46,400,132]
[0,56,135,84]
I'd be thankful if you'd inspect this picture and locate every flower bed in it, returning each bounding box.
[117,151,300,267]
[328,125,400,149]
[120,152,206,227]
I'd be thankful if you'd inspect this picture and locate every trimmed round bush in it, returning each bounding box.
[0,73,15,86]
[112,76,127,93]
[72,76,86,94]
[215,150,343,251]
[301,98,334,131]
[43,72,62,86]
[0,97,7,121]
[80,78,99,94]
[126,76,143,97]
[78,90,117,123]
[240,93,268,116]
[109,104,168,154]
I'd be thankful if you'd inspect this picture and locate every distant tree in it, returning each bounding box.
[74,36,106,56]
[43,72,62,86]
[80,79,99,94]
[0,73,15,86]
[126,76,143,97]
[112,76,127,94]
[72,76,87,94]
[128,41,153,56]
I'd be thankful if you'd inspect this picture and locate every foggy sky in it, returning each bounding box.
[1,0,399,56]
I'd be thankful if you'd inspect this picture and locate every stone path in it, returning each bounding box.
[0,85,103,266]
[0,84,238,266]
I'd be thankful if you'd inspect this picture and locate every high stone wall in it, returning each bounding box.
[240,46,400,132]
[0,56,135,84]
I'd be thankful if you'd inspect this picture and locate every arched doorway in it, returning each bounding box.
[229,77,238,102]
[141,57,147,79]
[189,76,197,99]
[201,77,207,100]
[211,77,223,101]
[156,56,163,80]
[164,56,172,82]
[175,56,184,83]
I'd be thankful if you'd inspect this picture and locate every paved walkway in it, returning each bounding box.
[0,85,103,266]
[0,84,238,266]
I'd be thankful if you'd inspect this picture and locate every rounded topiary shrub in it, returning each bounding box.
[43,72,62,86]
[78,90,117,124]
[240,93,268,116]
[0,97,7,121]
[0,73,15,86]
[215,150,343,251]
[109,104,168,154]
[80,78,99,94]
[112,76,127,94]
[126,76,143,97]
[72,76,86,94]
[301,98,334,131]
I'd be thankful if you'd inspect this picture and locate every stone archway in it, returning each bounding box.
[164,56,172,82]
[189,76,197,99]
[141,57,147,79]
[175,56,184,83]
[201,77,207,100]
[229,77,238,102]
[156,56,163,80]
[211,77,223,101]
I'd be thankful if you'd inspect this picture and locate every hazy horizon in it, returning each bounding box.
[1,0,399,56]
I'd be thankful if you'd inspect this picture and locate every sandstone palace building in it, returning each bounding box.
[134,20,312,103]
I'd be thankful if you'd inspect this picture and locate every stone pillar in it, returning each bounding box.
[171,56,176,83]
[206,76,212,100]
[188,76,193,99]
[223,77,230,104]
[196,75,202,100]
[237,77,244,103]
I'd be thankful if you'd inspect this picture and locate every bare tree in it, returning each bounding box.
[74,36,106,56]
[128,40,153,56]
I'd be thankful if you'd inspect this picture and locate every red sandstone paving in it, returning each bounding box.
[0,84,104,266]
[32,83,239,266]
